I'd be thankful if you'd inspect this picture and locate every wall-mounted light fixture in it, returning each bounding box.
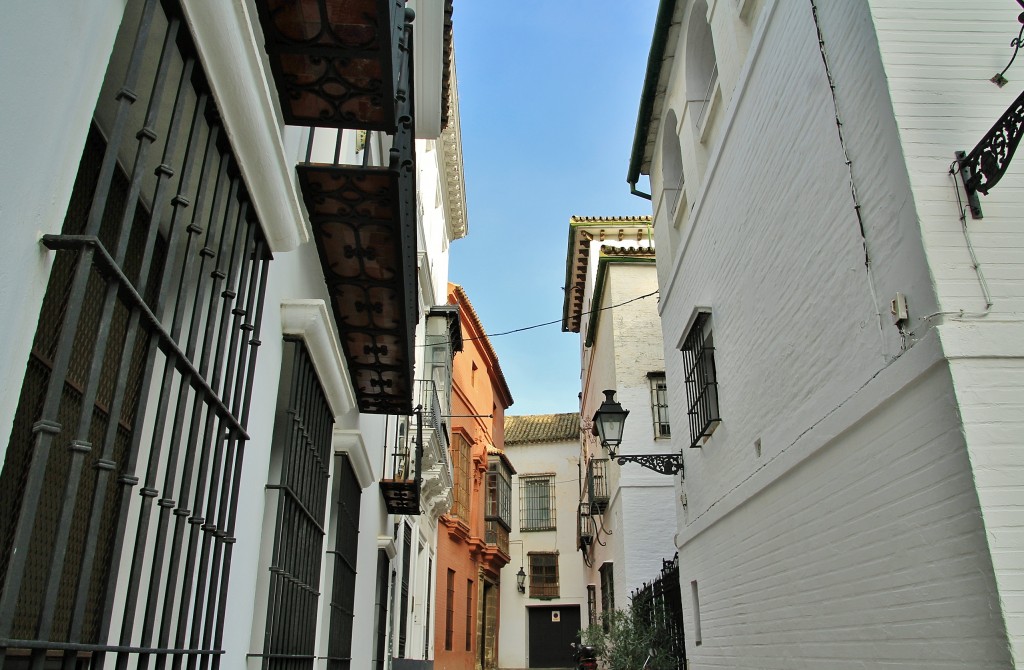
[516,566,526,593]
[593,389,684,476]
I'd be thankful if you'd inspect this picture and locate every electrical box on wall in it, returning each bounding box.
[890,292,909,324]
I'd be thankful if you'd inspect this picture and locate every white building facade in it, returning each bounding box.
[0,1,466,669]
[560,217,679,631]
[629,0,1024,667]
[498,413,589,670]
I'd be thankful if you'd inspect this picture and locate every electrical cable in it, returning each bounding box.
[420,289,659,347]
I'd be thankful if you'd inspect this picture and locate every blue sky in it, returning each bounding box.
[449,1,660,417]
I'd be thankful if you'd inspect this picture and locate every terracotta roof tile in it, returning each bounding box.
[505,413,580,445]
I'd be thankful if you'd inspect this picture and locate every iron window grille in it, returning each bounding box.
[398,523,412,657]
[587,459,610,514]
[372,550,391,670]
[648,372,672,438]
[444,570,454,651]
[264,339,334,668]
[423,557,433,659]
[465,579,473,652]
[600,562,615,631]
[681,312,720,448]
[587,585,598,628]
[0,1,272,666]
[528,553,560,599]
[327,454,362,670]
[519,475,556,532]
[450,433,471,521]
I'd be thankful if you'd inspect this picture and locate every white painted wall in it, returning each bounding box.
[579,254,678,611]
[499,437,589,670]
[868,2,1024,660]
[644,0,1022,665]
[0,1,126,461]
[0,2,458,669]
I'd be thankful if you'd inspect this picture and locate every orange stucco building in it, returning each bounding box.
[434,284,514,670]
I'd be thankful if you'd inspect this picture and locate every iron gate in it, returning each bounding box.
[631,554,686,669]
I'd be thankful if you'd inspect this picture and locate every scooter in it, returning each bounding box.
[569,641,598,670]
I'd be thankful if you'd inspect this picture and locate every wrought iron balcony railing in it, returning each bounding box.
[485,520,510,556]
[588,458,610,514]
[380,410,422,515]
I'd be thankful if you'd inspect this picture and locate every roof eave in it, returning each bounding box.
[627,0,680,188]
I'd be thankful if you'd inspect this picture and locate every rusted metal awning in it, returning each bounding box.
[254,0,407,130]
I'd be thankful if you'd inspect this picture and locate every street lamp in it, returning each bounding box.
[516,566,526,593]
[592,389,684,476]
[593,390,628,458]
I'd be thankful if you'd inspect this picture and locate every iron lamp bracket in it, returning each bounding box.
[613,453,684,476]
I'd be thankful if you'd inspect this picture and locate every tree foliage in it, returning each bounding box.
[580,606,676,670]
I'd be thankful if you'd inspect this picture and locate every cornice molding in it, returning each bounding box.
[377,535,397,560]
[333,429,374,490]
[280,300,356,418]
[439,50,468,240]
[180,0,309,252]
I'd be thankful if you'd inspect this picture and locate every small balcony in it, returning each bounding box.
[588,458,610,514]
[578,503,594,548]
[380,379,454,515]
[485,520,509,556]
[296,33,418,415]
[379,412,420,515]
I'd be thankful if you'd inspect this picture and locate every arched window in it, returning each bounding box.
[685,0,718,133]
[661,109,685,215]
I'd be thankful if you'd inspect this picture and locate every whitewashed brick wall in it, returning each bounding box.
[649,0,1019,665]
[870,1,1024,660]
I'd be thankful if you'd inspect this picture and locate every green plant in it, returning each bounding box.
[580,606,676,670]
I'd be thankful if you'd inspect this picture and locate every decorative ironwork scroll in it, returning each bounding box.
[254,0,407,130]
[614,452,684,476]
[991,0,1024,87]
[958,86,1024,220]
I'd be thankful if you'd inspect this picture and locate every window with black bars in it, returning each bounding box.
[450,433,471,521]
[519,475,556,531]
[648,372,672,438]
[444,570,454,651]
[681,312,720,448]
[465,579,473,652]
[528,553,559,599]
[264,338,333,669]
[423,556,433,659]
[587,585,598,628]
[398,523,412,657]
[372,550,391,670]
[327,454,362,670]
[0,1,271,666]
[600,562,615,632]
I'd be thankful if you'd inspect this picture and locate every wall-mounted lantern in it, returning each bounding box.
[593,389,684,476]
[516,566,527,593]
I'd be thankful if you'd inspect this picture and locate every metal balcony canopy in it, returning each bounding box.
[299,160,418,414]
[255,0,406,130]
[296,12,418,415]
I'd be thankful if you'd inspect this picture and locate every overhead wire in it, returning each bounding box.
[420,289,660,347]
